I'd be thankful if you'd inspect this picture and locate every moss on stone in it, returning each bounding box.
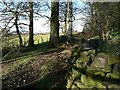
[108,84,120,88]
[110,73,120,79]
[88,77,96,87]
[90,54,95,62]
[88,49,96,55]
[71,85,78,89]
[96,82,106,88]
[77,84,87,88]
[75,62,82,68]
[66,50,120,89]
[80,51,89,57]
[76,56,90,63]
[106,73,120,79]
[94,72,105,77]
[71,69,81,80]
[106,73,111,78]
[74,80,81,85]
[108,55,120,65]
[90,53,111,72]
[66,79,73,88]
[81,74,87,85]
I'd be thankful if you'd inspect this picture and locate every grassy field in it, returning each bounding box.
[2,33,50,48]
[2,33,67,48]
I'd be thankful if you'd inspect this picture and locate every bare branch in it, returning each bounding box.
[18,23,29,26]
[34,12,50,19]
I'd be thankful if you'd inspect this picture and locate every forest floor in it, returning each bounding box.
[2,38,76,89]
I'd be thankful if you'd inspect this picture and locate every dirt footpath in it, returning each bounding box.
[2,48,72,89]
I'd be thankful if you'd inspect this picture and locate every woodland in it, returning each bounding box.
[0,0,120,89]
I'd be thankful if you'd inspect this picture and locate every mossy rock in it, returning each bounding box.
[108,54,120,65]
[96,82,106,88]
[108,84,120,89]
[113,62,120,73]
[90,53,111,72]
[86,68,94,76]
[76,56,90,64]
[106,73,111,78]
[89,80,96,88]
[94,72,105,77]
[75,62,82,68]
[74,80,81,85]
[81,74,86,83]
[88,49,96,55]
[106,73,120,79]
[77,82,94,89]
[87,77,96,87]
[81,74,88,86]
[66,79,73,88]
[77,84,87,88]
[90,54,95,62]
[71,85,79,89]
[110,73,120,79]
[80,51,89,57]
[71,69,81,80]
[80,73,96,88]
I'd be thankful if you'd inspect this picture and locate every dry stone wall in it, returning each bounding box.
[66,44,120,89]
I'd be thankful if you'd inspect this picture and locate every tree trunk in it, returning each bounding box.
[91,3,97,36]
[63,3,67,35]
[50,0,59,48]
[28,0,34,47]
[15,13,22,46]
[64,15,67,35]
[67,0,72,41]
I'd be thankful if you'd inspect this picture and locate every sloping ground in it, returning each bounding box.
[2,46,73,89]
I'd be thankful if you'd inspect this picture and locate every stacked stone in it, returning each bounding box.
[66,45,120,89]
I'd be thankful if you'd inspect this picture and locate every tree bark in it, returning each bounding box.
[63,3,67,35]
[50,0,59,48]
[67,0,72,41]
[64,15,67,35]
[15,13,22,46]
[28,0,34,47]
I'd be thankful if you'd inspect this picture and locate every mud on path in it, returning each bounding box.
[2,47,72,89]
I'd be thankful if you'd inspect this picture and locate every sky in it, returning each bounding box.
[0,0,85,33]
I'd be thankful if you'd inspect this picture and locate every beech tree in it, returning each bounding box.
[67,0,72,41]
[59,2,67,35]
[28,0,34,47]
[50,0,59,47]
[1,1,24,46]
[14,11,23,46]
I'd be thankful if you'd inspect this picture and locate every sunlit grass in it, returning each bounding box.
[2,55,35,79]
[2,33,50,48]
[34,34,50,44]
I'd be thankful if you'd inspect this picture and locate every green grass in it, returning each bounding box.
[34,34,50,44]
[2,55,35,79]
[2,41,65,78]
[2,32,79,48]
[2,33,50,48]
